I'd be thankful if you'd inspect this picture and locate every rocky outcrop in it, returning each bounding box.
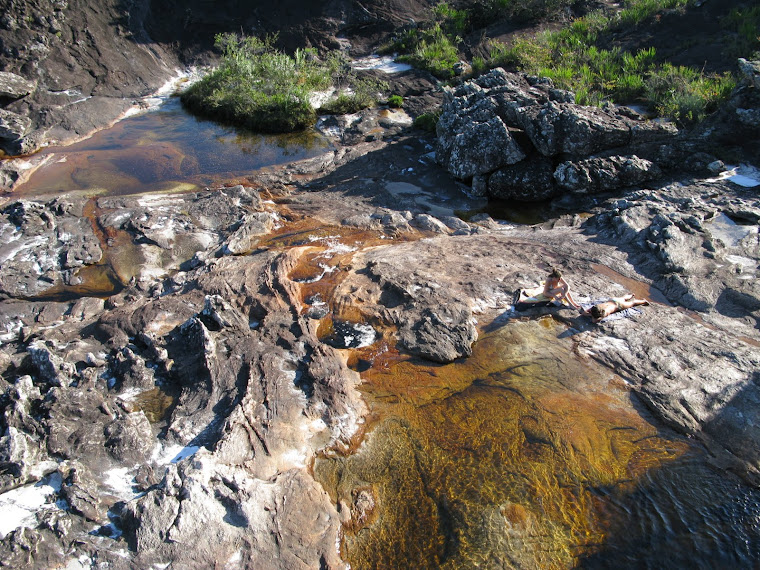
[0,199,103,298]
[436,68,680,200]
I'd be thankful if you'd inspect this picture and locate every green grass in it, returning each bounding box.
[387,95,404,108]
[722,5,760,57]
[481,0,738,124]
[182,34,385,132]
[396,23,462,79]
[413,111,441,132]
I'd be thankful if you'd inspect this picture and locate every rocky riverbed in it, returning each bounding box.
[0,40,759,569]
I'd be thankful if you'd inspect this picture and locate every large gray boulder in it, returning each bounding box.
[517,100,632,156]
[436,68,680,200]
[436,91,525,179]
[554,155,661,194]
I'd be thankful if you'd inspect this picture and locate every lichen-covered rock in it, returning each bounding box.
[436,92,525,179]
[517,100,633,156]
[435,68,680,200]
[554,155,661,194]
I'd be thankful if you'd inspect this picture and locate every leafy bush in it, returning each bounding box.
[387,95,404,108]
[182,34,389,130]
[181,34,330,132]
[397,23,462,79]
[413,111,441,132]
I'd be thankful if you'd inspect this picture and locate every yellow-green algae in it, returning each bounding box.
[314,317,689,568]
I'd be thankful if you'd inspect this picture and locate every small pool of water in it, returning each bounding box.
[314,317,760,568]
[12,98,333,198]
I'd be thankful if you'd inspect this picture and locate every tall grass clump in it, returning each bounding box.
[397,23,462,79]
[722,5,760,57]
[181,34,336,132]
[480,0,736,123]
[645,64,736,122]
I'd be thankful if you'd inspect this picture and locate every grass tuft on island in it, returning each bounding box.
[181,34,386,133]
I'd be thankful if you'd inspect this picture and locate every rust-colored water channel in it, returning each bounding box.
[7,101,760,568]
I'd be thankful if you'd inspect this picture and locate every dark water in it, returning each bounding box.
[13,97,332,197]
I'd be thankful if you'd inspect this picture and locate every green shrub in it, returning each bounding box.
[387,95,404,108]
[318,75,389,115]
[183,34,390,129]
[413,111,441,132]
[397,23,461,79]
[181,33,329,132]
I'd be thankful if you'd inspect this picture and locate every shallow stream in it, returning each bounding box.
[6,101,760,567]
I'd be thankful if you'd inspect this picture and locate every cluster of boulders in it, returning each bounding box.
[436,67,732,201]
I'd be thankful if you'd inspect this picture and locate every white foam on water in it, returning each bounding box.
[352,55,413,74]
[350,322,377,348]
[707,164,760,188]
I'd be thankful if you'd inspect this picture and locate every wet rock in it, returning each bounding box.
[398,305,478,362]
[222,212,275,254]
[0,199,103,298]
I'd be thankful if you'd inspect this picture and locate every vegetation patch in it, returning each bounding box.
[483,0,737,123]
[182,34,386,132]
[413,110,442,132]
[387,95,404,108]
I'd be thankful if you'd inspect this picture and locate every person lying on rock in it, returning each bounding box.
[584,294,650,322]
[542,268,583,310]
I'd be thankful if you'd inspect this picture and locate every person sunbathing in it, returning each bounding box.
[585,294,649,322]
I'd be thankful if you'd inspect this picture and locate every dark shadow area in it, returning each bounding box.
[716,288,760,330]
